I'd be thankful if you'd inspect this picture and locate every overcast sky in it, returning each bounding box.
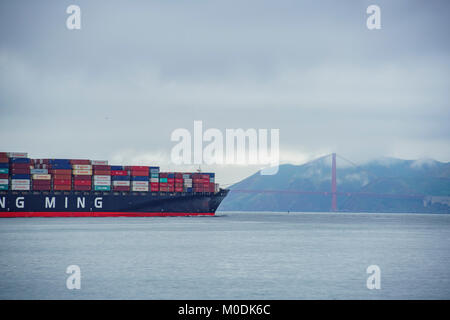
[1,0,449,185]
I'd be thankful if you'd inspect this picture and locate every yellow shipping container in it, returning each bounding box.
[32,174,51,180]
[72,169,92,175]
[72,164,92,170]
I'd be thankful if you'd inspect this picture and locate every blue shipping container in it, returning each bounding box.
[51,163,72,169]
[0,163,9,168]
[9,158,30,164]
[111,165,124,170]
[49,159,71,164]
[132,176,149,181]
[112,175,130,181]
[12,174,31,179]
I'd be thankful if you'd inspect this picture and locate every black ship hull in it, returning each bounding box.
[0,189,229,217]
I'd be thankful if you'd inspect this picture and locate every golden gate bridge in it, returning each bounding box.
[229,153,426,212]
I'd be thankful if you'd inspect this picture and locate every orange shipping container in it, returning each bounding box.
[53,174,71,180]
[53,179,71,185]
[52,169,71,175]
[74,179,91,186]
[94,170,111,175]
[53,185,71,191]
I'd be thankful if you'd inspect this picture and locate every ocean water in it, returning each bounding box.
[0,211,449,300]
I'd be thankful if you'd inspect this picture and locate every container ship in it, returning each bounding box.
[0,152,229,217]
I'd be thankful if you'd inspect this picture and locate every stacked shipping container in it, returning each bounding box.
[130,166,149,192]
[51,159,72,191]
[10,154,31,191]
[72,161,92,191]
[93,162,111,191]
[0,152,9,190]
[150,166,159,192]
[111,166,130,192]
[1,152,219,194]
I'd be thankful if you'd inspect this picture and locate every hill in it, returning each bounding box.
[219,156,450,213]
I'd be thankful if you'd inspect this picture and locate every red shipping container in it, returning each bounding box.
[74,180,91,186]
[130,166,148,171]
[32,180,51,185]
[0,152,8,157]
[113,186,130,191]
[0,173,8,179]
[11,163,31,169]
[52,169,71,175]
[111,170,128,176]
[53,174,71,180]
[159,173,168,178]
[33,185,51,191]
[73,175,91,180]
[74,185,91,191]
[0,158,8,163]
[53,179,71,185]
[150,183,159,188]
[94,170,111,175]
[93,165,110,170]
[12,168,30,174]
[54,185,71,191]
[130,170,148,176]
[70,159,91,165]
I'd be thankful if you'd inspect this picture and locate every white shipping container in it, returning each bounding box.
[11,184,30,190]
[30,168,48,174]
[113,180,130,186]
[184,178,192,182]
[0,179,9,185]
[132,181,148,187]
[8,152,28,158]
[150,178,159,183]
[72,164,92,170]
[93,180,111,186]
[182,174,191,179]
[93,175,111,181]
[91,160,108,165]
[132,186,149,192]
[72,169,92,175]
[32,174,51,180]
[11,179,30,185]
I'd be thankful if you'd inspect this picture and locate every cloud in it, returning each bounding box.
[0,0,449,184]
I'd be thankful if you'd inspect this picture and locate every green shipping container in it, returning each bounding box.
[94,185,111,191]
[0,168,9,174]
[159,178,167,183]
[0,185,8,190]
